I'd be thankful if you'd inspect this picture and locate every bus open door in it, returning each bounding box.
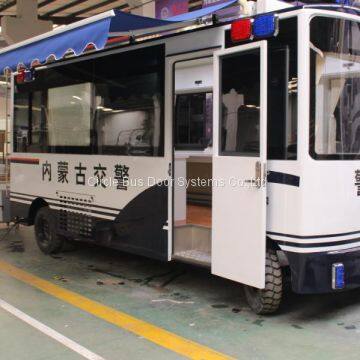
[212,41,279,313]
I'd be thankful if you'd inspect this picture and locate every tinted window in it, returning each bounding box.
[94,48,164,156]
[13,45,165,156]
[175,92,213,150]
[29,91,43,152]
[13,92,29,153]
[267,18,298,160]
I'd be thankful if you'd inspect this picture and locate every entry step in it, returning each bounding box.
[173,224,211,267]
[173,250,211,267]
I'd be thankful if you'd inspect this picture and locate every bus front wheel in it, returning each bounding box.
[244,249,283,314]
[34,207,64,254]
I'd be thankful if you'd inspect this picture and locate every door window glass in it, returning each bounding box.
[220,49,260,156]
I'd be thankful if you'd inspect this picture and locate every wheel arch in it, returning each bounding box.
[267,237,281,251]
[28,198,49,225]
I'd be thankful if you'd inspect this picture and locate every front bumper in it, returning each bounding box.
[285,247,360,294]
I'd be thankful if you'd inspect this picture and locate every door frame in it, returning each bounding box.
[166,48,219,260]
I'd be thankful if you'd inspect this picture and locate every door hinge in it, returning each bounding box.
[168,162,172,177]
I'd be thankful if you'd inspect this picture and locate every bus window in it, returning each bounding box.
[95,74,162,157]
[175,92,213,150]
[14,92,29,152]
[94,45,164,157]
[47,83,93,148]
[310,17,360,160]
[13,45,165,156]
[267,17,298,160]
[14,91,43,153]
[30,91,43,152]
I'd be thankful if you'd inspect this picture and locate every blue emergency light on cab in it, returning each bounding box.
[253,14,278,38]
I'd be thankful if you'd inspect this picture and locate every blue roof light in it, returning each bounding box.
[253,14,277,39]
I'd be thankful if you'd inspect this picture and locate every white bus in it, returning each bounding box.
[5,0,360,314]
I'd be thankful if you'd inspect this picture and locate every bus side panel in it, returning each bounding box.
[9,154,170,261]
[10,201,30,222]
[112,182,168,261]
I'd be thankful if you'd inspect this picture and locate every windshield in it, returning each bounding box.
[310,17,360,160]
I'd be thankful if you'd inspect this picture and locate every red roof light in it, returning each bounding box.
[231,19,252,43]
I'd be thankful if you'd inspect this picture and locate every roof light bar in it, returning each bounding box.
[230,14,278,44]
[230,18,252,43]
[253,14,278,39]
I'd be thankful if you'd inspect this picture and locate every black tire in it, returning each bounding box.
[244,249,282,315]
[34,207,64,254]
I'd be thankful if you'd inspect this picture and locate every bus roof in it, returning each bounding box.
[0,0,359,75]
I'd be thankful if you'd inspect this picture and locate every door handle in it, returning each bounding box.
[255,161,261,184]
[262,162,267,185]
[245,161,262,189]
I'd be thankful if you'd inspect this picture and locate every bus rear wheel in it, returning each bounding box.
[34,207,64,254]
[244,249,282,315]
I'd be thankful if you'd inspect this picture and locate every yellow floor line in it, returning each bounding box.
[0,260,233,360]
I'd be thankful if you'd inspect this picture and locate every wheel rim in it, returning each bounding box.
[37,216,51,247]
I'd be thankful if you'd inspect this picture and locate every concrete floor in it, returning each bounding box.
[0,226,360,359]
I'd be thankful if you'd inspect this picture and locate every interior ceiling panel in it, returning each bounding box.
[0,0,201,25]
[39,0,70,12]
[77,2,129,18]
[0,0,129,24]
[54,1,128,18]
